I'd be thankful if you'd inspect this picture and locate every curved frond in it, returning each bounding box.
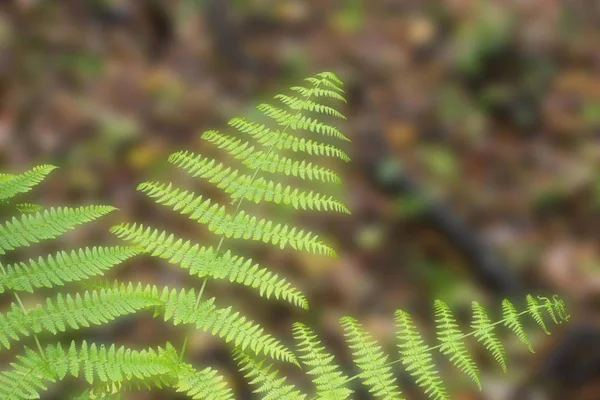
[0,246,140,294]
[274,94,346,119]
[434,300,480,389]
[162,289,297,364]
[0,165,57,202]
[526,295,548,334]
[174,364,234,400]
[234,350,307,400]
[293,322,352,400]
[138,182,335,256]
[395,310,446,400]
[470,301,507,372]
[0,206,116,255]
[110,223,308,309]
[341,317,403,400]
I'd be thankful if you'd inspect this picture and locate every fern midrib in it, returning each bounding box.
[178,79,324,362]
[309,306,542,399]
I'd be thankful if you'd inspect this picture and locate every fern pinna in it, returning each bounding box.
[238,295,569,400]
[107,71,350,396]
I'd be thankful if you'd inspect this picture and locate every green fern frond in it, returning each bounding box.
[0,341,175,400]
[434,300,480,389]
[0,206,116,255]
[234,350,307,400]
[274,94,346,119]
[110,223,308,308]
[0,246,140,294]
[137,181,335,256]
[470,301,507,372]
[290,86,346,103]
[174,363,234,400]
[341,317,403,400]
[395,310,446,400]
[162,289,297,364]
[201,130,341,183]
[502,299,533,352]
[526,295,549,334]
[0,165,57,202]
[0,283,163,350]
[168,151,349,213]
[228,118,350,161]
[293,322,353,400]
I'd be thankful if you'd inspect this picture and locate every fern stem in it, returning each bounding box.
[177,78,323,362]
[0,264,47,360]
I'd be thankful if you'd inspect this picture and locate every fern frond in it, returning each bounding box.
[0,246,140,294]
[0,206,116,255]
[395,310,446,400]
[234,350,307,400]
[201,130,341,183]
[228,118,350,161]
[502,299,533,352]
[526,295,549,334]
[434,300,480,389]
[290,86,346,103]
[14,203,43,213]
[162,289,297,364]
[138,181,335,256]
[293,322,353,400]
[274,95,346,119]
[110,223,308,308]
[341,317,403,400]
[0,341,175,400]
[470,301,507,372]
[168,151,349,213]
[0,165,57,202]
[174,363,234,400]
[0,283,163,350]
[257,104,349,142]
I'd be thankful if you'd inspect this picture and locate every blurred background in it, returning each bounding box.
[1,0,600,399]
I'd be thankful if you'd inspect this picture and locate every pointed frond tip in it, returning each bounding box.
[0,205,117,255]
[0,164,57,201]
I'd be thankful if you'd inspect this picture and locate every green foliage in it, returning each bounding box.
[241,295,569,400]
[112,71,349,391]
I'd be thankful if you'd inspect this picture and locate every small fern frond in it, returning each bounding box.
[293,322,353,400]
[0,246,140,294]
[341,317,403,400]
[395,311,446,400]
[138,181,335,256]
[434,300,480,389]
[0,165,57,202]
[14,203,43,213]
[110,223,308,308]
[470,301,507,372]
[274,95,346,119]
[234,350,307,400]
[526,295,549,334]
[162,289,297,364]
[0,206,116,255]
[502,299,533,352]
